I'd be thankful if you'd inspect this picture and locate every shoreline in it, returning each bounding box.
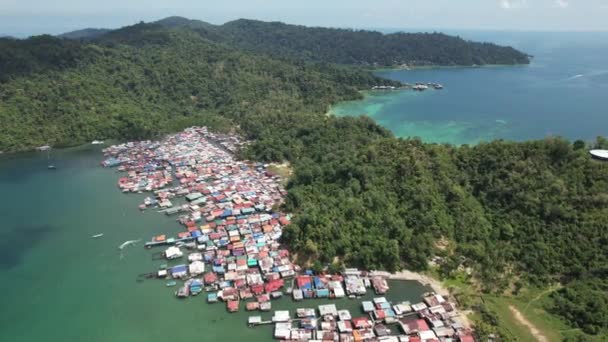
[371,270,474,329]
[369,62,530,72]
[370,270,449,297]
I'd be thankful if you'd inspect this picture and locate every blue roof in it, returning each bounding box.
[314,277,326,289]
[300,283,313,290]
[316,289,330,297]
[171,265,187,273]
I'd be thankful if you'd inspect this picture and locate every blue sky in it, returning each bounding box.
[1,0,608,36]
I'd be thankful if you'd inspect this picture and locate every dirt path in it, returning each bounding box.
[509,305,548,342]
[522,285,561,312]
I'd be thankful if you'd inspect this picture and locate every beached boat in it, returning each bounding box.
[166,281,177,287]
[92,233,104,238]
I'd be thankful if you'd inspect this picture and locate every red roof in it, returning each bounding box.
[227,300,239,311]
[265,279,285,293]
[460,335,475,342]
[352,317,372,329]
[416,319,430,331]
[296,275,312,288]
[251,285,265,295]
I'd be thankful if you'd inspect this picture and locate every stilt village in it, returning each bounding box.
[102,127,475,341]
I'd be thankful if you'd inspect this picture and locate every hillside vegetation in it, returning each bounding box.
[0,23,397,151]
[213,19,530,66]
[64,16,531,67]
[239,108,608,341]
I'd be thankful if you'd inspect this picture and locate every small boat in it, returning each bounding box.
[166,281,177,287]
[175,286,189,298]
[48,165,56,170]
[92,233,104,238]
[91,140,105,145]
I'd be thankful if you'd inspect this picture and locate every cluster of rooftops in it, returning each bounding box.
[257,292,474,341]
[101,127,475,341]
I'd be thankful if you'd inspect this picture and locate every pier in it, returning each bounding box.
[144,236,195,248]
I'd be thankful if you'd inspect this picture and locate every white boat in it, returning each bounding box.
[92,233,104,238]
[91,140,105,145]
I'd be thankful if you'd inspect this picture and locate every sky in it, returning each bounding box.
[1,0,608,37]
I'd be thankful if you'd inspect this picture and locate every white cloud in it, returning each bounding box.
[554,0,569,8]
[499,0,528,10]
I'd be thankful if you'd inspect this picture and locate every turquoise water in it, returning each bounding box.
[0,146,430,341]
[331,31,608,145]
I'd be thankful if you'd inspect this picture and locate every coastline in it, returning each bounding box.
[370,270,474,329]
[370,270,449,297]
[369,62,530,73]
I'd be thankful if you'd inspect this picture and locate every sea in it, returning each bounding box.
[1,31,606,341]
[0,146,429,341]
[330,31,608,145]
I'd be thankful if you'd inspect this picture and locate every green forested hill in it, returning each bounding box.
[58,28,111,40]
[0,24,397,151]
[212,19,530,66]
[240,110,608,340]
[61,16,530,67]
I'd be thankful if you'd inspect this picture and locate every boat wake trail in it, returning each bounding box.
[118,239,141,250]
[119,239,141,259]
[565,74,584,81]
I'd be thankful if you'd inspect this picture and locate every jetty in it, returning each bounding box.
[144,236,195,248]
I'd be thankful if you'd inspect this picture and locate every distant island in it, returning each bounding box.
[63,16,531,67]
[0,17,605,341]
